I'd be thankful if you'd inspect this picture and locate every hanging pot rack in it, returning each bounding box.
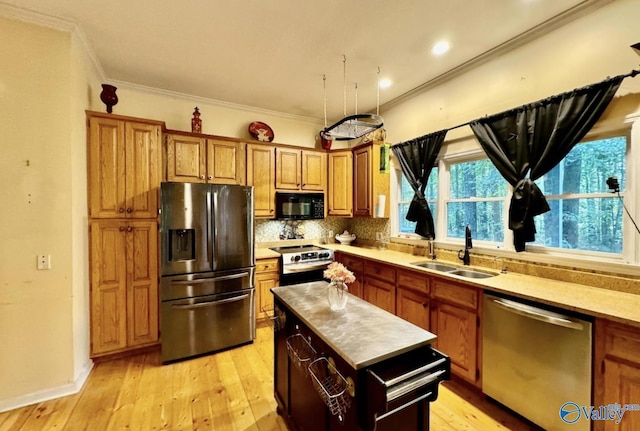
[320,56,384,141]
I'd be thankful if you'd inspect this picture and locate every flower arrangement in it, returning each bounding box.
[323,262,356,284]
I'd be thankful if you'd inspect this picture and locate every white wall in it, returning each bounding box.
[381,0,640,146]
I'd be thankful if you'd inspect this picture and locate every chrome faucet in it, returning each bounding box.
[457,225,472,265]
[428,239,436,260]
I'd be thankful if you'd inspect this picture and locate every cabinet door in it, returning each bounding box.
[328,151,353,216]
[166,134,206,183]
[255,258,280,320]
[301,150,326,191]
[126,220,159,347]
[247,144,276,217]
[125,122,161,218]
[348,278,364,299]
[353,144,372,217]
[207,139,246,185]
[431,302,477,383]
[90,220,128,355]
[88,117,126,218]
[397,288,430,330]
[601,359,640,431]
[364,277,396,314]
[275,148,301,189]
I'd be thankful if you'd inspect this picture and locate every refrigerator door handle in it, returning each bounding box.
[170,272,251,285]
[171,293,250,310]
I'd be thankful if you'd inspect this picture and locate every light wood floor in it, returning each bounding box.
[0,326,540,431]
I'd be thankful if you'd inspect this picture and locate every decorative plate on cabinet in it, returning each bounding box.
[248,121,274,142]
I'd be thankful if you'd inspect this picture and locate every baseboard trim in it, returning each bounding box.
[0,360,94,413]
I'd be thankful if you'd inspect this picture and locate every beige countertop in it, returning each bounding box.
[256,248,280,259]
[318,244,640,327]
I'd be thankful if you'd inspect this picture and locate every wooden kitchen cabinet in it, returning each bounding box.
[352,142,390,218]
[255,257,280,322]
[327,150,353,217]
[396,270,431,330]
[594,319,640,431]
[430,278,479,385]
[363,260,396,313]
[275,147,326,191]
[88,113,162,219]
[334,252,364,299]
[247,144,276,217]
[165,133,246,185]
[89,220,159,357]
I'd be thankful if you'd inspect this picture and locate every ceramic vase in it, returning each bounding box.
[100,84,118,114]
[327,280,348,311]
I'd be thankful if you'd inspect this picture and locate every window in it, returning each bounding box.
[447,159,507,242]
[532,136,626,254]
[397,168,438,235]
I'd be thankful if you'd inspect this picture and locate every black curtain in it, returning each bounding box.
[391,130,447,238]
[470,75,624,251]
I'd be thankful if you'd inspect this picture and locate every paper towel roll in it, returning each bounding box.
[376,194,386,218]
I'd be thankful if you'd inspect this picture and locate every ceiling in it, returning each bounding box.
[3,0,613,122]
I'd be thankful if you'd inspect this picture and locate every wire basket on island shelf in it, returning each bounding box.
[286,334,317,376]
[308,357,351,420]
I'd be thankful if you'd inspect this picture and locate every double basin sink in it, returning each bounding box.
[410,261,498,279]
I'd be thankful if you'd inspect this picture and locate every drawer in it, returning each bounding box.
[256,258,279,273]
[432,279,478,309]
[339,254,364,273]
[397,269,430,295]
[364,261,396,283]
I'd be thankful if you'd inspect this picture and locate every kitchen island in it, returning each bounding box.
[271,281,450,431]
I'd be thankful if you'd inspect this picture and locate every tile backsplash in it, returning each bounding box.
[255,217,390,244]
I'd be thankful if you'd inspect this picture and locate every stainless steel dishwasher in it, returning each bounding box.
[483,292,592,431]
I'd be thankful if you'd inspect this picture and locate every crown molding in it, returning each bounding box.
[110,79,324,124]
[380,0,615,113]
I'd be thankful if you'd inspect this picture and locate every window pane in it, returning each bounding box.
[450,159,506,199]
[447,201,504,242]
[538,137,626,195]
[398,169,437,235]
[532,197,623,253]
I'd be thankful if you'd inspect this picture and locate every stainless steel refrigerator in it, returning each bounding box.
[159,182,255,363]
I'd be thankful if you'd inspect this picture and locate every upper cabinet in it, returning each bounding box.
[88,113,162,219]
[353,142,390,218]
[165,132,246,185]
[247,144,276,218]
[275,148,326,191]
[327,150,353,217]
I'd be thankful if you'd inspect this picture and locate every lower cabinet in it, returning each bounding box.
[363,260,396,314]
[594,319,640,431]
[335,252,364,299]
[430,279,479,386]
[396,270,430,331]
[255,257,280,322]
[89,220,159,357]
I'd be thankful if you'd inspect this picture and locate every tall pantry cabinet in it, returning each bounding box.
[87,112,162,357]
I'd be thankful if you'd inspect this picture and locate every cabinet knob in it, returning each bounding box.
[119,208,125,213]
[127,226,133,232]
[200,175,205,179]
[208,175,213,180]
[119,226,125,232]
[126,208,132,213]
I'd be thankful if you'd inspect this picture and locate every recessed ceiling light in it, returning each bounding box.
[432,41,450,56]
[379,79,392,89]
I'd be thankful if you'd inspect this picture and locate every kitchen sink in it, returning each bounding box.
[448,269,497,279]
[410,261,458,272]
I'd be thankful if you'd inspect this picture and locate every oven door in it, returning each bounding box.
[280,261,331,286]
[161,289,255,363]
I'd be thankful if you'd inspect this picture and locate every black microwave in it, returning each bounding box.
[275,192,325,220]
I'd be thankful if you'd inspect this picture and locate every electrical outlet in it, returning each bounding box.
[37,254,51,270]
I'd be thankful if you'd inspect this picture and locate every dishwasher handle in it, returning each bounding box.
[490,297,585,330]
